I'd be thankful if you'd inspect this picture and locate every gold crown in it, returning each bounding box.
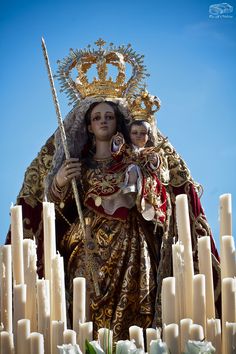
[129,89,161,124]
[56,39,149,105]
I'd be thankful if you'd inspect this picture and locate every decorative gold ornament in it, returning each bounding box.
[129,89,161,124]
[56,39,149,105]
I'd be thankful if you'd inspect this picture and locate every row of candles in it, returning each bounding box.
[0,194,235,353]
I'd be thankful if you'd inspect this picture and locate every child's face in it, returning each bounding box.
[130,124,149,148]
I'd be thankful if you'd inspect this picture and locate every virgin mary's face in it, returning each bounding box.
[88,102,117,141]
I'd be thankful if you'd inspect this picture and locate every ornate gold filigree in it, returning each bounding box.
[129,89,161,124]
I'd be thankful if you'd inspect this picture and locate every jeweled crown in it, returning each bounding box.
[129,89,161,123]
[56,39,149,105]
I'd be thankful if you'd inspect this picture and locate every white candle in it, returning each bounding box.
[193,274,206,335]
[98,328,113,354]
[161,277,176,325]
[222,278,236,353]
[198,236,215,319]
[189,324,204,341]
[73,277,86,336]
[79,322,93,353]
[225,322,236,354]
[163,323,179,354]
[37,279,50,354]
[63,329,77,345]
[28,332,44,354]
[175,194,194,319]
[0,331,14,354]
[129,325,144,349]
[172,242,185,322]
[180,318,193,353]
[222,236,236,278]
[23,239,38,332]
[11,205,24,284]
[206,318,221,354]
[51,254,67,329]
[219,194,232,239]
[17,319,30,354]
[0,245,12,332]
[13,284,26,341]
[146,328,158,353]
[43,202,56,282]
[51,320,64,354]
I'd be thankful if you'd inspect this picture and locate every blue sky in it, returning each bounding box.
[1,0,236,250]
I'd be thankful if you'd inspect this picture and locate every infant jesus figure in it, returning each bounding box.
[111,120,167,227]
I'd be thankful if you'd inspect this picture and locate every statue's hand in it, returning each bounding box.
[56,158,81,188]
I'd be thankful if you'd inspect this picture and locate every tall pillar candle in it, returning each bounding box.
[79,322,93,353]
[198,236,215,319]
[219,194,232,240]
[172,242,185,322]
[23,239,38,332]
[129,325,144,349]
[207,318,221,354]
[222,278,236,353]
[37,279,50,354]
[222,236,236,278]
[161,277,176,325]
[63,329,77,345]
[0,245,12,332]
[163,324,179,354]
[51,321,64,354]
[180,318,193,353]
[193,274,206,335]
[51,254,67,328]
[73,277,86,336]
[17,319,30,354]
[189,324,204,341]
[175,194,194,319]
[28,332,44,354]
[13,284,26,338]
[146,328,158,353]
[43,202,56,282]
[0,331,14,354]
[225,322,236,354]
[11,205,24,284]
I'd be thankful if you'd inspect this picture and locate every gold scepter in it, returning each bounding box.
[41,37,86,237]
[41,38,100,296]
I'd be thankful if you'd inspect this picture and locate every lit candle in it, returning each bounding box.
[193,274,206,335]
[98,328,113,354]
[180,318,193,353]
[0,245,12,332]
[23,239,38,332]
[129,325,144,349]
[63,329,77,345]
[43,202,56,282]
[11,205,24,284]
[0,331,14,354]
[37,279,50,354]
[51,254,67,329]
[73,277,86,337]
[78,322,93,353]
[146,328,158,353]
[198,236,215,319]
[225,322,236,354]
[161,277,176,325]
[222,236,236,278]
[17,319,30,354]
[175,194,194,319]
[189,324,204,341]
[28,332,44,354]
[51,320,64,354]
[172,241,185,323]
[163,323,179,354]
[206,318,221,354]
